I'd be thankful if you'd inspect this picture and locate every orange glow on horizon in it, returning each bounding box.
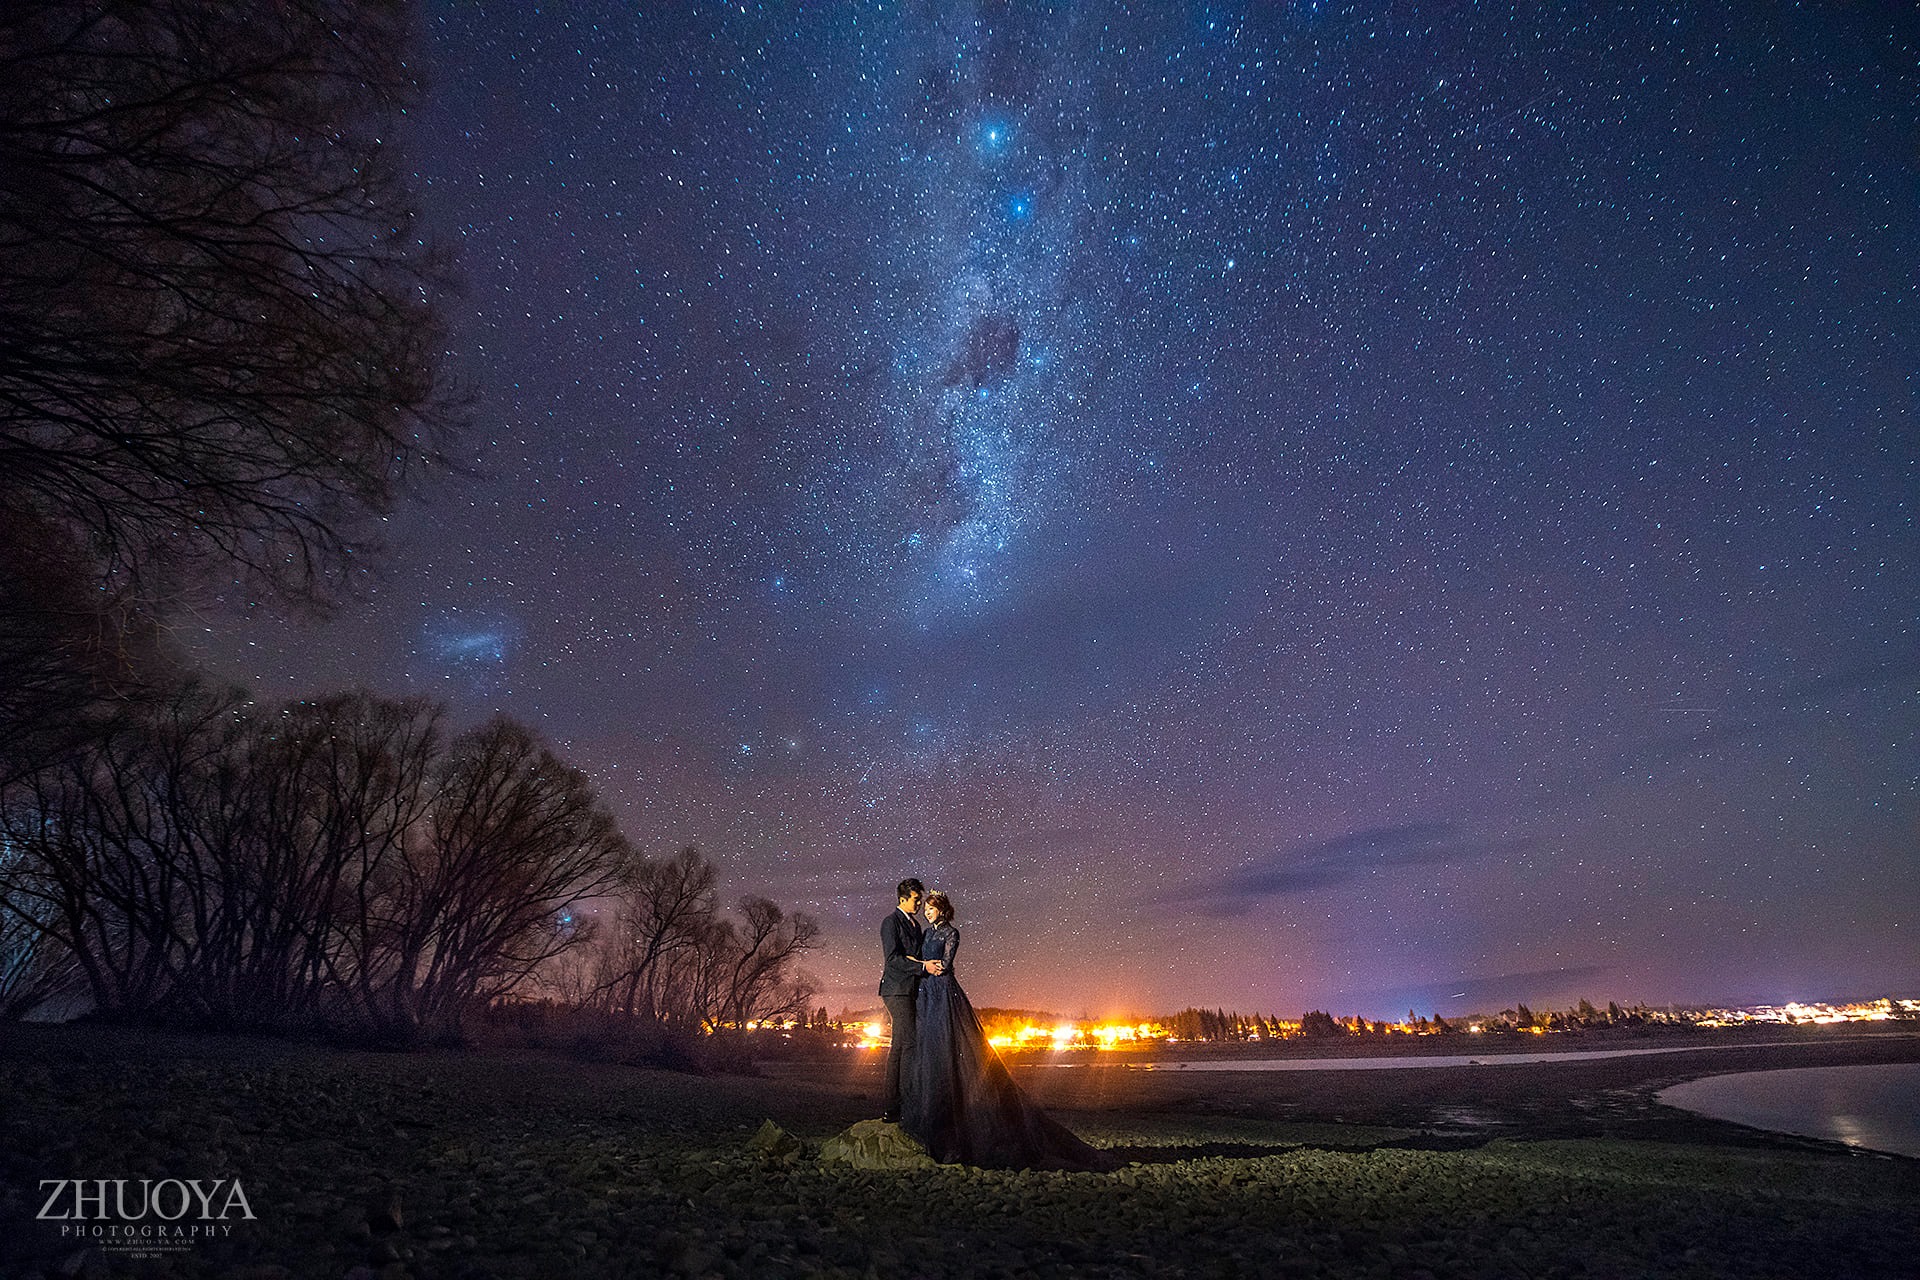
[981,1018,1177,1051]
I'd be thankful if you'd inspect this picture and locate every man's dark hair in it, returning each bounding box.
[897,878,926,902]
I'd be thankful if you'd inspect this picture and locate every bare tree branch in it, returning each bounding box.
[0,0,461,608]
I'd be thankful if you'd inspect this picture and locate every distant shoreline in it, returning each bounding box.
[4,1020,1916,1277]
[975,1020,1920,1065]
[1048,1042,1898,1071]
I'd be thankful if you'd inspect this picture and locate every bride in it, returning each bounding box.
[901,891,1115,1171]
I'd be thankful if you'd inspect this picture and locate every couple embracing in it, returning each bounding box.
[878,879,1114,1172]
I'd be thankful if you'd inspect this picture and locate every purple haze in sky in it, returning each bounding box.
[193,3,1918,1020]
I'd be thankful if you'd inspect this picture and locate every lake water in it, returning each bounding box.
[1111,1044,1732,1072]
[1657,1063,1920,1157]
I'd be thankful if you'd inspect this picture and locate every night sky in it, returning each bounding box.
[192,3,1917,1021]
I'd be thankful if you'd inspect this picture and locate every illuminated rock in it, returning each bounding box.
[818,1119,935,1170]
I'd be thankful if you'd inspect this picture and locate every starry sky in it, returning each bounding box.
[193,2,1918,1021]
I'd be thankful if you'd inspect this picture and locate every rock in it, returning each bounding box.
[366,1187,404,1234]
[816,1119,935,1171]
[653,1229,691,1269]
[745,1118,803,1159]
[675,1245,720,1275]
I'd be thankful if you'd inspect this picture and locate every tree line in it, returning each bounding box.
[1154,1000,1674,1041]
[0,684,820,1044]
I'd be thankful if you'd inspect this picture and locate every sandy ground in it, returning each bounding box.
[1,1024,1915,1279]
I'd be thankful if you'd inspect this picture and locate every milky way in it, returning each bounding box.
[194,3,1918,1019]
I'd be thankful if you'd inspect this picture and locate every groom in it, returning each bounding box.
[878,877,944,1123]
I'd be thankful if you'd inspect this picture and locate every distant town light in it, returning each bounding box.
[723,994,1912,1049]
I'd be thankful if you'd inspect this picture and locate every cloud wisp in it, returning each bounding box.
[1174,822,1514,916]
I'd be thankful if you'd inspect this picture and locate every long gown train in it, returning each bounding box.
[901,923,1114,1172]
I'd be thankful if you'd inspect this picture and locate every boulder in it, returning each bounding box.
[817,1119,935,1170]
[745,1118,803,1159]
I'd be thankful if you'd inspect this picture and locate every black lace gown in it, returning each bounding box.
[901,923,1115,1172]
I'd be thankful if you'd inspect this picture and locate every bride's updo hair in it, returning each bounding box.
[924,891,954,924]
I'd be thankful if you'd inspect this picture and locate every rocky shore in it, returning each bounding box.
[1,1025,1915,1278]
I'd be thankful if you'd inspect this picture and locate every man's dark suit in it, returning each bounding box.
[878,907,925,1120]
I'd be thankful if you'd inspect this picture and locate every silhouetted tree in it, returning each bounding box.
[714,895,820,1029]
[520,846,820,1042]
[0,0,458,775]
[0,833,83,1018]
[0,683,248,1019]
[383,718,627,1036]
[0,513,181,789]
[246,692,443,1030]
[0,691,628,1039]
[1299,1009,1342,1039]
[0,0,456,600]
[597,846,720,1027]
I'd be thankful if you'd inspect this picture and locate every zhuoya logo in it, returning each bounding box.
[38,1178,256,1247]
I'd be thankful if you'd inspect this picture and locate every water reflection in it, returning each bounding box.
[1078,1045,1721,1072]
[1658,1063,1920,1157]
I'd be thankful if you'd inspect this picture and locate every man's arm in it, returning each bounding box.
[881,914,925,983]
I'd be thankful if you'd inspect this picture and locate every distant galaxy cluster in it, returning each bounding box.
[196,3,1918,1019]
